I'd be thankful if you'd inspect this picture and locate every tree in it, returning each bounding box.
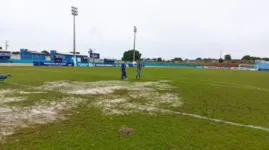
[262,57,269,61]
[242,55,251,61]
[172,57,183,62]
[157,57,162,62]
[12,51,20,54]
[224,54,231,61]
[203,58,213,63]
[251,56,261,61]
[145,58,151,62]
[122,50,142,62]
[42,50,50,56]
[196,57,202,61]
[218,58,224,63]
[152,58,157,62]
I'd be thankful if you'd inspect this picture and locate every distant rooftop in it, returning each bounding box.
[0,50,10,52]
[28,50,44,54]
[55,52,87,57]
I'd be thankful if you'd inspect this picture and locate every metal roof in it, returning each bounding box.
[27,50,45,54]
[0,50,11,53]
[55,52,87,57]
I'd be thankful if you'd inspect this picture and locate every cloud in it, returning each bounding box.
[1,0,269,59]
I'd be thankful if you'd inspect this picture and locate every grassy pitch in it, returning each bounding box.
[0,66,269,150]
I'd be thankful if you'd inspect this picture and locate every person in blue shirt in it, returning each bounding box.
[121,62,127,80]
[0,74,11,83]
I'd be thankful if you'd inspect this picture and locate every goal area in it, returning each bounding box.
[238,64,258,71]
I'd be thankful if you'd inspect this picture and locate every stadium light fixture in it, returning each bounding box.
[133,26,137,63]
[5,41,9,50]
[71,6,78,66]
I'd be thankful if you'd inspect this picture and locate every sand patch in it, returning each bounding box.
[0,90,17,95]
[19,91,46,94]
[38,80,182,116]
[38,80,176,95]
[0,96,26,103]
[0,80,182,140]
[3,80,269,136]
[0,97,86,141]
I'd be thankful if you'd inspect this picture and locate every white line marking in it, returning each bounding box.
[5,81,269,132]
[174,111,269,132]
[154,108,269,132]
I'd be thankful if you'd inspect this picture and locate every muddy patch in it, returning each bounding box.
[0,80,182,141]
[0,97,86,141]
[0,96,26,103]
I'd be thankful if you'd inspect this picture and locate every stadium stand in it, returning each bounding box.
[0,48,88,64]
[50,50,88,63]
[0,50,11,63]
[255,60,269,71]
[20,49,46,62]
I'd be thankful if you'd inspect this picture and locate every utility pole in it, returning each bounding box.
[133,26,137,63]
[93,49,95,64]
[5,41,9,50]
[220,49,222,59]
[71,6,78,66]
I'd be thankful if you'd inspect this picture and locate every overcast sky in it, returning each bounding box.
[1,0,269,60]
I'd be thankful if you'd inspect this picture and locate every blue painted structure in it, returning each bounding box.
[255,61,269,71]
[33,62,74,66]
[12,59,51,63]
[2,49,88,64]
[50,50,88,63]
[77,62,90,67]
[20,49,46,62]
[0,51,11,63]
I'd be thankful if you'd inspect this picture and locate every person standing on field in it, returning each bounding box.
[136,61,142,80]
[121,62,127,80]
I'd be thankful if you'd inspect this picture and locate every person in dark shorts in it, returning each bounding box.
[121,62,127,80]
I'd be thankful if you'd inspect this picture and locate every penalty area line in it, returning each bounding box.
[157,108,269,132]
[176,111,269,132]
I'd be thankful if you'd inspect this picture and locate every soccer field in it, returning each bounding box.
[0,67,269,150]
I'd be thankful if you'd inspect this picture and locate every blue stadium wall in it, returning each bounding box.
[20,49,46,62]
[50,50,87,63]
[0,51,11,63]
[0,49,87,64]
[255,61,269,71]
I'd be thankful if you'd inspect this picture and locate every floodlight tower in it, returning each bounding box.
[5,41,9,50]
[71,6,78,66]
[133,26,137,63]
